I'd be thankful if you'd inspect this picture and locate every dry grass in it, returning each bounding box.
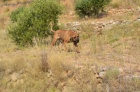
[0,0,31,5]
[1,21,140,91]
[109,0,140,8]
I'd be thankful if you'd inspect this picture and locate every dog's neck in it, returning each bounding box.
[70,37,73,42]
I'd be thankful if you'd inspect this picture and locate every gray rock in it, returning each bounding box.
[99,71,106,78]
[11,72,19,82]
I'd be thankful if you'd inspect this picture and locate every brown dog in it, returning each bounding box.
[51,29,80,53]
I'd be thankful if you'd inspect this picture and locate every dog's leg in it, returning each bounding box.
[73,43,80,53]
[58,39,64,51]
[60,43,64,51]
[63,42,68,52]
[51,38,57,50]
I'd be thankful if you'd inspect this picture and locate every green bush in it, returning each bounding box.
[2,0,9,2]
[8,0,62,47]
[75,0,111,18]
[10,6,25,22]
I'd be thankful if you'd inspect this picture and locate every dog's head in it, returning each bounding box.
[72,33,79,43]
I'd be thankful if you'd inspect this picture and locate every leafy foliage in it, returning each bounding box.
[10,6,25,22]
[75,0,111,18]
[8,0,62,47]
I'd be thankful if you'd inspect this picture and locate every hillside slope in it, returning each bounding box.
[0,0,140,92]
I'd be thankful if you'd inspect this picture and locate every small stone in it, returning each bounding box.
[11,72,19,82]
[67,70,74,78]
[20,79,24,84]
[119,68,124,73]
[99,71,106,78]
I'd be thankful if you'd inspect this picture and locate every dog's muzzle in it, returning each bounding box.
[75,38,79,43]
[70,36,79,43]
[73,36,79,43]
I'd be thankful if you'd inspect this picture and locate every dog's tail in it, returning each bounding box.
[50,22,55,33]
[50,29,55,33]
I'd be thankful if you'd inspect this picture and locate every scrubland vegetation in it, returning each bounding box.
[0,0,140,92]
